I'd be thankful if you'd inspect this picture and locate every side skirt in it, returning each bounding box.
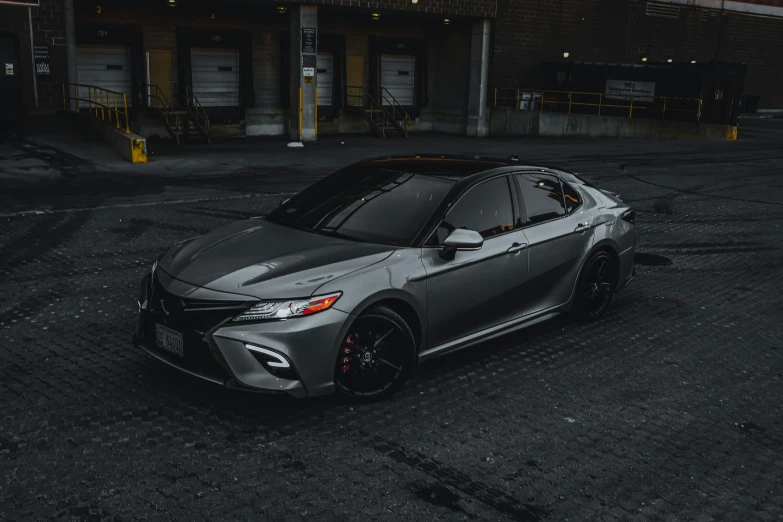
[418,306,564,363]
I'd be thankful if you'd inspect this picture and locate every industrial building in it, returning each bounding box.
[2,0,782,140]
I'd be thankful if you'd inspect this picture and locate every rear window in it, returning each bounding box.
[265,166,455,246]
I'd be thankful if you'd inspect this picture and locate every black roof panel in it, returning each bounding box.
[362,154,514,179]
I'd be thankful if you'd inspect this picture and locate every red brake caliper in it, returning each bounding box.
[341,335,356,373]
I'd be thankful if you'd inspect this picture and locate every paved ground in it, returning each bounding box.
[1,120,782,521]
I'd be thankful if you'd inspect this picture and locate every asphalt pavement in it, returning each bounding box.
[1,120,782,521]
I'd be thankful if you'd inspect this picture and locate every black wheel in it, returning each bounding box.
[334,305,416,401]
[571,251,616,321]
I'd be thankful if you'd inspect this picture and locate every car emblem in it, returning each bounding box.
[362,352,372,362]
[159,298,170,316]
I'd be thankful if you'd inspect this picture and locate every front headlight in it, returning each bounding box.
[232,292,342,322]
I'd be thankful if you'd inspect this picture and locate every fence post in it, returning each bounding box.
[662,97,667,120]
[123,93,130,134]
[101,90,105,120]
[697,98,702,122]
[629,97,634,119]
[598,94,602,116]
[515,89,520,110]
[114,94,120,129]
[568,92,572,114]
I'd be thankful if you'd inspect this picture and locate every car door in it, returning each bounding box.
[421,175,531,348]
[514,172,596,315]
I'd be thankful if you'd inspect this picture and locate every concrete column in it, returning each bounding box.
[64,0,78,110]
[466,19,491,138]
[288,5,318,142]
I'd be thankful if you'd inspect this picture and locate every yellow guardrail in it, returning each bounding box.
[492,88,703,122]
[62,83,131,134]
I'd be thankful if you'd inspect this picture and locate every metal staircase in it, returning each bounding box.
[346,84,410,138]
[144,84,212,144]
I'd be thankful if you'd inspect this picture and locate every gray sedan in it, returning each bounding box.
[133,155,636,400]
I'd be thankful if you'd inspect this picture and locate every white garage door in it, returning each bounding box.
[76,45,132,108]
[381,54,415,106]
[317,53,333,107]
[191,48,240,107]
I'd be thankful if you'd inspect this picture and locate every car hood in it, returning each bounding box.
[158,219,395,299]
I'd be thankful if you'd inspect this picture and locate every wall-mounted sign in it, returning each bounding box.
[97,29,108,37]
[303,66,314,83]
[605,79,655,103]
[0,1,40,6]
[4,63,14,75]
[301,27,316,54]
[34,45,50,76]
[212,35,222,42]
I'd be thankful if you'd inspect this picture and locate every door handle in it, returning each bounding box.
[574,222,590,233]
[507,242,528,254]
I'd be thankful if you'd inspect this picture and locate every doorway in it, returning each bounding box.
[146,50,171,108]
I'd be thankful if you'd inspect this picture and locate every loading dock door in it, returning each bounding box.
[191,48,240,107]
[380,54,415,106]
[317,53,333,106]
[76,45,132,107]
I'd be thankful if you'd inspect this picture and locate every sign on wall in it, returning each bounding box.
[34,44,50,76]
[301,27,316,54]
[605,80,656,103]
[0,1,40,6]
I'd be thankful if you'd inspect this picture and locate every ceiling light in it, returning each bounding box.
[563,51,570,59]
[443,18,450,25]
[691,59,696,64]
[412,0,419,3]
[667,57,673,63]
[371,12,380,20]
[641,57,648,62]
[277,6,286,14]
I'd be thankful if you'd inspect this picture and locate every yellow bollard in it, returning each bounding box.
[101,90,106,120]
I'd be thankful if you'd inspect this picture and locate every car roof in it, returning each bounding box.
[357,154,587,184]
[358,155,516,179]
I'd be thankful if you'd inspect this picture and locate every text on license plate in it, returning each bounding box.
[155,323,184,357]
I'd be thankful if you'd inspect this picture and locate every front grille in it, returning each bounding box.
[148,273,251,380]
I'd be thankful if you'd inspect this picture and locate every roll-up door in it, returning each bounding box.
[76,45,132,108]
[380,54,415,106]
[191,48,240,107]
[317,53,333,107]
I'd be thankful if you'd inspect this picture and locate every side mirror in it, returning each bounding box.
[440,229,483,260]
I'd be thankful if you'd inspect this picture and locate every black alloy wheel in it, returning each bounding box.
[572,251,616,320]
[334,305,416,401]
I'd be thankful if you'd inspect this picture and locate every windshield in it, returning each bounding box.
[265,165,455,246]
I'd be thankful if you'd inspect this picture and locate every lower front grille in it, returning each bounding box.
[143,316,231,381]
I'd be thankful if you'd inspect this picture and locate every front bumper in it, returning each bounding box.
[133,273,353,398]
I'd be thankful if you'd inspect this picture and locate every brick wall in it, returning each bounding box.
[0,0,68,110]
[490,0,783,109]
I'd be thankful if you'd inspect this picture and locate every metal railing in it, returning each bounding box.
[492,88,703,122]
[185,85,211,143]
[62,83,131,134]
[143,84,182,145]
[346,84,409,137]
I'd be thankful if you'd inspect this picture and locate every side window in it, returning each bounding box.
[430,177,515,244]
[562,180,582,214]
[516,173,566,224]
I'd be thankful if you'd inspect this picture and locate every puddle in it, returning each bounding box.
[634,253,673,266]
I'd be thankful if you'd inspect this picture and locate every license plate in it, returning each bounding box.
[155,323,184,357]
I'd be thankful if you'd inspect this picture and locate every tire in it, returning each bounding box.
[334,305,417,402]
[571,250,617,321]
